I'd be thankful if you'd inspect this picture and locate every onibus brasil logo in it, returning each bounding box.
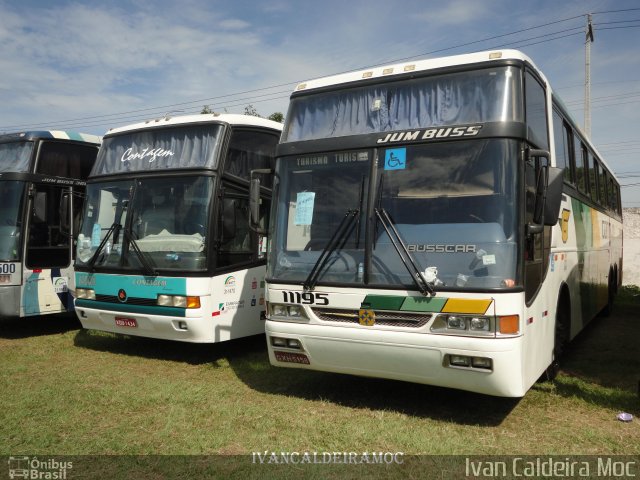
[7,456,72,479]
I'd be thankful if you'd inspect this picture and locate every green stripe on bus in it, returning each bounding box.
[400,296,447,312]
[362,295,447,312]
[75,299,185,317]
[361,295,405,310]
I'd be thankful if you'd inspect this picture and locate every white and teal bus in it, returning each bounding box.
[254,50,623,397]
[0,130,100,319]
[74,114,282,342]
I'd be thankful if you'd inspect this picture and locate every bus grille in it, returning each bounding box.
[95,294,157,306]
[311,308,432,328]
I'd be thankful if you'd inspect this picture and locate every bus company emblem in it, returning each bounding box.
[358,308,375,326]
[224,275,236,294]
[561,209,571,243]
[117,289,128,302]
[376,125,482,144]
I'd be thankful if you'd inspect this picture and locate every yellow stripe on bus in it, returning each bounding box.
[441,298,492,314]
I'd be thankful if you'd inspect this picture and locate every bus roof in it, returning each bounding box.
[105,113,283,136]
[293,49,547,93]
[0,130,101,145]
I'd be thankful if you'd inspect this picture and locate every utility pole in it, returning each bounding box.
[584,13,594,137]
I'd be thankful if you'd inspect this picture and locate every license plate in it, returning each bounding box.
[274,351,310,365]
[115,317,137,328]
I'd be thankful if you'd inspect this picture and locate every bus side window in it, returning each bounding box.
[589,152,598,203]
[36,141,97,179]
[552,109,572,183]
[223,130,278,187]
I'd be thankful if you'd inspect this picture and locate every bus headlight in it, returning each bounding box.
[288,305,303,318]
[76,288,95,300]
[269,303,308,321]
[431,314,496,336]
[470,317,491,331]
[272,304,288,317]
[157,294,200,308]
[447,316,466,330]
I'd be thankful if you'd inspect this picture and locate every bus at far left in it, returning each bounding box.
[0,131,101,319]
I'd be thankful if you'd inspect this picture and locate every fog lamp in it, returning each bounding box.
[472,357,492,369]
[449,355,471,367]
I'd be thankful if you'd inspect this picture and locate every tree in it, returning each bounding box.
[243,104,260,117]
[201,105,214,114]
[267,112,284,123]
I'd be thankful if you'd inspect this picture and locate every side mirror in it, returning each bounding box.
[526,149,562,236]
[249,168,272,235]
[543,167,563,226]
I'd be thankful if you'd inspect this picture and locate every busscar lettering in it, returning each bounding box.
[376,125,482,144]
[407,244,477,253]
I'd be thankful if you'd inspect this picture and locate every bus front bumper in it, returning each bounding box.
[265,320,526,397]
[74,302,218,343]
[0,285,20,318]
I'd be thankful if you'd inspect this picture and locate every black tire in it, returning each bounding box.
[541,292,570,382]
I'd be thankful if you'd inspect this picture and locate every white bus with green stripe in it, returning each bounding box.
[253,50,623,397]
[74,114,282,342]
[0,130,100,319]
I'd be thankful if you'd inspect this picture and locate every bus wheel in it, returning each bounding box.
[542,294,569,382]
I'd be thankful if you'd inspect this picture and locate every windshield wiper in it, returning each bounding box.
[375,208,434,296]
[87,222,120,271]
[123,228,157,277]
[303,209,359,291]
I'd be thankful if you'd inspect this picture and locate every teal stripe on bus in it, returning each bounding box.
[76,273,187,299]
[75,299,186,317]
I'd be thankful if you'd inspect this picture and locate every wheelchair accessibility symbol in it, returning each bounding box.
[384,148,406,170]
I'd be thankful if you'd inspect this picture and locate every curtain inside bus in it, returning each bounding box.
[283,66,523,142]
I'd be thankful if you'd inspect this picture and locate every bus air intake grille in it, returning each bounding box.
[95,294,157,306]
[311,308,432,328]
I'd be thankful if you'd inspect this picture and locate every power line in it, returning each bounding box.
[0,13,591,132]
[3,10,638,133]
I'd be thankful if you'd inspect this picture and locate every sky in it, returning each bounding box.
[1,0,639,206]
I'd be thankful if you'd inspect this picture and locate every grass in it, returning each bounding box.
[1,288,639,477]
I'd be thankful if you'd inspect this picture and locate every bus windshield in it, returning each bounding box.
[76,176,214,272]
[0,141,34,172]
[283,66,522,142]
[0,181,26,261]
[269,139,520,290]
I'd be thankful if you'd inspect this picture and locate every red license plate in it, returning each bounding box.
[274,351,310,365]
[115,317,137,328]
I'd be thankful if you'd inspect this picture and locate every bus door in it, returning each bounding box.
[22,182,73,315]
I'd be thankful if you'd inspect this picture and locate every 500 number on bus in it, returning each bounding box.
[0,264,17,274]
